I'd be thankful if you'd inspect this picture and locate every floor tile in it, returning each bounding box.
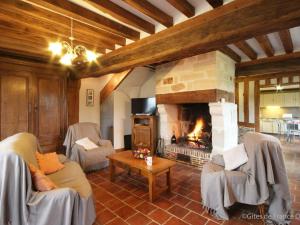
[115,205,137,220]
[164,217,189,225]
[183,211,208,225]
[96,209,116,224]
[126,212,151,225]
[135,201,157,215]
[148,208,172,224]
[168,204,189,218]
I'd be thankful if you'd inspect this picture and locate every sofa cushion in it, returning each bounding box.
[36,152,65,175]
[75,137,98,150]
[223,143,248,171]
[29,164,57,191]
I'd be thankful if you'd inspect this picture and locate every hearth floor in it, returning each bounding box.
[89,141,300,225]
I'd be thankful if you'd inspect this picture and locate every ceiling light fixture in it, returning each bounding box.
[48,18,99,66]
[276,84,283,91]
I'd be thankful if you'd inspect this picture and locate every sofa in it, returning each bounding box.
[0,132,96,225]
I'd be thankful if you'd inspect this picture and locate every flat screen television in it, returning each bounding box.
[131,97,156,115]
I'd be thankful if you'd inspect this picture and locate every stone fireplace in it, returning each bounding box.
[172,103,212,151]
[155,51,238,166]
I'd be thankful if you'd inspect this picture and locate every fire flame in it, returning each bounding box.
[188,118,204,140]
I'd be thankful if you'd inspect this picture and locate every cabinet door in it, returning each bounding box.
[260,94,265,107]
[263,121,273,133]
[274,93,283,106]
[263,94,274,106]
[0,74,32,139]
[35,76,65,152]
[133,126,151,149]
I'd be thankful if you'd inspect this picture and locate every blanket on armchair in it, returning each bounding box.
[201,132,291,224]
[63,122,115,171]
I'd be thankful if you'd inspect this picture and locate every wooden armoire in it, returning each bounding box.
[0,57,80,152]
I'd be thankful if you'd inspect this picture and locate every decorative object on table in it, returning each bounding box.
[156,138,165,157]
[171,130,177,144]
[86,89,94,106]
[132,147,151,159]
[145,156,153,166]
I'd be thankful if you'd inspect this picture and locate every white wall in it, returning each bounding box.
[79,74,112,124]
[113,91,131,149]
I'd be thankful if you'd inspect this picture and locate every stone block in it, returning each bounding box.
[171,83,186,92]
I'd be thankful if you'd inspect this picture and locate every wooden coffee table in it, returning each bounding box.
[107,151,176,202]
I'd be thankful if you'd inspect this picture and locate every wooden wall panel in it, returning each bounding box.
[0,75,30,139]
[67,79,80,126]
[36,76,62,152]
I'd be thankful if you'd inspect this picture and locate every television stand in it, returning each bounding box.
[131,115,157,155]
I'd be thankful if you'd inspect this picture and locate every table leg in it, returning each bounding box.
[109,159,115,182]
[149,174,156,202]
[167,168,172,193]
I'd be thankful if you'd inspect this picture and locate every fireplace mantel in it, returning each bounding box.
[156,89,234,104]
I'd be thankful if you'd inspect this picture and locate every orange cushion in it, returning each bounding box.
[35,152,64,175]
[29,164,57,191]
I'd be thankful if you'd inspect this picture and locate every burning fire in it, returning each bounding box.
[188,118,204,140]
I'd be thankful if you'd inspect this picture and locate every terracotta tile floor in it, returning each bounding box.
[89,138,300,225]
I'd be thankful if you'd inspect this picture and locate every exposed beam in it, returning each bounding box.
[235,41,257,60]
[0,48,51,64]
[82,0,300,78]
[122,0,173,27]
[86,0,155,34]
[219,46,241,62]
[207,0,223,8]
[236,52,300,76]
[255,35,274,57]
[278,29,294,53]
[0,13,107,54]
[0,1,121,49]
[15,0,125,46]
[100,69,133,104]
[24,0,140,40]
[167,0,195,18]
[156,89,234,104]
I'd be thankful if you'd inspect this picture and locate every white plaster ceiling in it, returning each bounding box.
[68,0,300,62]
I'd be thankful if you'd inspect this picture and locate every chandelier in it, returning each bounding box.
[48,18,99,66]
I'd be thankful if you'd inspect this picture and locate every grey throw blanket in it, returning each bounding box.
[201,132,291,224]
[0,133,95,225]
[63,122,115,171]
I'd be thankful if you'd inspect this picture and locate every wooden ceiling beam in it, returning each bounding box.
[86,0,155,34]
[167,0,195,18]
[122,0,173,27]
[24,0,140,40]
[78,0,300,77]
[207,0,223,8]
[0,9,110,53]
[236,52,300,76]
[278,29,294,53]
[0,1,123,48]
[0,24,106,54]
[219,46,241,62]
[255,35,274,57]
[235,41,257,60]
[100,69,133,104]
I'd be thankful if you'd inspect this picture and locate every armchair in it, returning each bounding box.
[201,132,291,224]
[63,122,115,172]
